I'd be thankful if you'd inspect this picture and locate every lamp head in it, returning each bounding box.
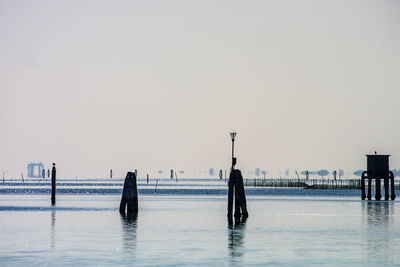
[230,131,237,141]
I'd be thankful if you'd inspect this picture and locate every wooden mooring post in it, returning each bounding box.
[119,172,138,215]
[51,163,56,205]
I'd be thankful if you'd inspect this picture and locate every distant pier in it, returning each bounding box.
[243,178,396,190]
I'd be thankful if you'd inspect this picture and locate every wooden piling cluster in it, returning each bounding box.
[119,172,138,215]
[228,169,248,224]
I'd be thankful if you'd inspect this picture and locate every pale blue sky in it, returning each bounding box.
[1,0,399,178]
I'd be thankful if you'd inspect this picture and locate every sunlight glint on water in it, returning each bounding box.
[0,193,399,266]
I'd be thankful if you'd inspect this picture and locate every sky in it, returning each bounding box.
[1,0,399,179]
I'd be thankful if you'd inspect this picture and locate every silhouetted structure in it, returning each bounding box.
[228,169,248,224]
[361,154,396,201]
[119,172,138,215]
[51,163,56,205]
[227,131,248,224]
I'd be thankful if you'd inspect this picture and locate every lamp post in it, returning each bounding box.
[230,131,237,170]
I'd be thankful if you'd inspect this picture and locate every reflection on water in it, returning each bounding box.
[120,213,138,254]
[51,210,56,249]
[2,195,400,266]
[361,201,395,264]
[364,201,392,226]
[228,219,246,259]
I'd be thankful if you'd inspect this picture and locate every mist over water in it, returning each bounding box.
[1,1,400,265]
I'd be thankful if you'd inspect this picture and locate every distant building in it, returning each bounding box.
[27,162,44,178]
[209,168,214,176]
[255,168,260,177]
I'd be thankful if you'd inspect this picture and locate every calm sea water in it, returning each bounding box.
[0,189,399,266]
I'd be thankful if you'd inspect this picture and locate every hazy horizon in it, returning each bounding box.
[1,0,399,178]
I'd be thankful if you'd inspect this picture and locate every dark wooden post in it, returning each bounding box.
[227,171,234,217]
[236,170,248,219]
[120,172,138,215]
[389,171,396,200]
[367,177,372,200]
[234,185,241,221]
[384,175,389,201]
[361,171,367,200]
[375,178,381,200]
[51,163,56,205]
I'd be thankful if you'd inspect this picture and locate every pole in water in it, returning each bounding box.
[154,179,159,194]
[227,131,248,225]
[21,173,24,182]
[146,174,149,183]
[110,169,113,179]
[170,169,174,179]
[51,163,56,205]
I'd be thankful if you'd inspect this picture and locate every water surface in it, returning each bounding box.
[0,193,399,266]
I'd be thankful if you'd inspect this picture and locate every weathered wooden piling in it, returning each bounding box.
[236,169,248,219]
[390,171,396,200]
[227,172,234,217]
[361,171,367,200]
[228,169,248,222]
[51,163,56,205]
[119,172,138,214]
